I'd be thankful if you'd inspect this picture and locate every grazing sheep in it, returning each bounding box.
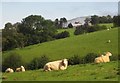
[16,66,25,72]
[107,40,111,43]
[94,52,112,63]
[107,29,110,30]
[5,68,14,73]
[43,59,68,71]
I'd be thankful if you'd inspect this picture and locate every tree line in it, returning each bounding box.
[2,15,120,51]
[90,15,113,25]
[2,15,70,51]
[90,15,120,27]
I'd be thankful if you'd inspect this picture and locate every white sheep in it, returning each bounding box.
[5,68,14,73]
[107,29,110,30]
[94,52,112,63]
[43,59,68,71]
[16,66,25,72]
[107,40,111,43]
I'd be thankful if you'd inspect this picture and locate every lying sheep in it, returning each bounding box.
[43,59,68,71]
[16,66,25,72]
[94,52,112,63]
[5,68,14,73]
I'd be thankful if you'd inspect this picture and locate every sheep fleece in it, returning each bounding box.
[44,59,68,71]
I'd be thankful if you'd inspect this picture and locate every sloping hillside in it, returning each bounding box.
[2,61,119,81]
[2,28,118,63]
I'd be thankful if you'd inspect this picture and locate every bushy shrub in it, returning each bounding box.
[113,15,120,27]
[2,52,24,72]
[84,53,98,63]
[74,25,107,35]
[54,31,70,39]
[68,55,83,65]
[118,54,120,60]
[27,55,49,70]
[87,25,107,33]
[110,55,118,61]
[74,26,86,35]
[68,23,73,28]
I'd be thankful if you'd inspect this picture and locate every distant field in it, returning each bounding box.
[2,27,118,63]
[2,61,119,81]
[99,23,113,28]
[57,28,75,37]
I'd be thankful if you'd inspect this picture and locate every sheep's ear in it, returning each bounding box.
[62,59,64,63]
[62,59,66,66]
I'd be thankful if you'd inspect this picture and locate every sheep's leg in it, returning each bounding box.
[47,67,52,71]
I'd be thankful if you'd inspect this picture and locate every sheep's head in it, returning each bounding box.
[21,66,24,69]
[62,59,68,67]
[106,52,112,56]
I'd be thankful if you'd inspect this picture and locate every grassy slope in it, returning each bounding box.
[2,61,118,81]
[3,28,118,63]
[2,24,119,81]
[99,23,113,28]
[57,28,75,37]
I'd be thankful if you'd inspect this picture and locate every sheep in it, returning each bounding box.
[107,40,111,43]
[21,66,25,72]
[5,68,14,73]
[94,52,112,63]
[43,59,68,71]
[16,66,25,72]
[107,29,109,30]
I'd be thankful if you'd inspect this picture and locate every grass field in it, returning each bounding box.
[2,61,119,81]
[57,28,75,37]
[2,23,119,81]
[99,23,113,28]
[2,27,118,63]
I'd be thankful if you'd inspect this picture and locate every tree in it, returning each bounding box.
[106,15,113,23]
[84,53,98,63]
[2,52,23,72]
[74,25,87,35]
[62,17,67,23]
[54,18,60,28]
[68,23,73,28]
[13,22,21,32]
[19,15,45,35]
[27,55,49,70]
[59,17,67,28]
[18,15,57,45]
[5,22,13,30]
[68,55,82,65]
[84,18,91,27]
[2,26,26,50]
[90,15,99,25]
[113,15,120,27]
[54,31,70,39]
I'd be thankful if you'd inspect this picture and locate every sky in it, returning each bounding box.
[0,0,119,29]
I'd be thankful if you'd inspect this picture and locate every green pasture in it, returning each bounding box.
[2,61,119,81]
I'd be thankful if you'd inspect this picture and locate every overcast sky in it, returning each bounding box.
[0,0,119,29]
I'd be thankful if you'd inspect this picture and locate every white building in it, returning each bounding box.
[62,16,91,28]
